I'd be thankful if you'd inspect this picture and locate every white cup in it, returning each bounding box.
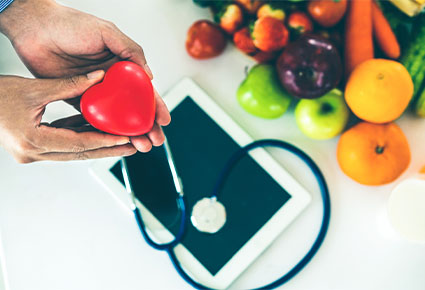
[387,174,425,243]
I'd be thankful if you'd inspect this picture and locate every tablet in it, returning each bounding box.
[90,78,311,289]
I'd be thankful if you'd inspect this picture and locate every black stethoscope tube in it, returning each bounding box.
[123,139,331,290]
[133,196,186,251]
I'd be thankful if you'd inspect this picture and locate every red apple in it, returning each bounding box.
[186,20,227,59]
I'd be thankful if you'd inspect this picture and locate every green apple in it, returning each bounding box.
[295,89,349,140]
[237,64,292,119]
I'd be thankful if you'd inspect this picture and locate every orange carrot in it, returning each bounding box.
[372,1,400,59]
[344,0,374,78]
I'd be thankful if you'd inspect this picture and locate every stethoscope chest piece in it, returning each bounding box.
[191,197,226,234]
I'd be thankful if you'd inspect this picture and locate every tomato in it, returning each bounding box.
[186,20,227,59]
[307,0,348,28]
[287,11,314,36]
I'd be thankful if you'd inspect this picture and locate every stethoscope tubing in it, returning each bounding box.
[133,195,186,251]
[125,139,331,290]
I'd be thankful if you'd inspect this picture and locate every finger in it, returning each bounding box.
[82,55,121,74]
[41,70,105,104]
[66,125,99,133]
[146,123,165,147]
[47,55,120,79]
[49,114,88,128]
[130,135,152,153]
[48,116,97,133]
[68,55,121,76]
[43,124,104,133]
[39,144,137,161]
[36,125,130,153]
[154,88,171,126]
[101,22,153,79]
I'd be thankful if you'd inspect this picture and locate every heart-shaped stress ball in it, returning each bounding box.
[81,61,155,136]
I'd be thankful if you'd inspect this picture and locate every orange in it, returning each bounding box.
[337,122,411,186]
[345,59,413,124]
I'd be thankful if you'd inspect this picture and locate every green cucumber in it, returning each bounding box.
[400,15,425,102]
[415,87,425,117]
[381,0,425,115]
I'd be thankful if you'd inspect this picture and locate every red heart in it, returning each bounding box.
[81,61,155,136]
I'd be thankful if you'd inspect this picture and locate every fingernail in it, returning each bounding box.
[144,64,153,79]
[117,137,130,145]
[87,70,104,80]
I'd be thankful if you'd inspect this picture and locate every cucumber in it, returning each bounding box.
[381,0,425,115]
[416,90,425,117]
[400,14,425,103]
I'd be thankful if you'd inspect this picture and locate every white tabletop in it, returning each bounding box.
[0,1,424,290]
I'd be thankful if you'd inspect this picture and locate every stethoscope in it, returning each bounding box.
[121,138,331,290]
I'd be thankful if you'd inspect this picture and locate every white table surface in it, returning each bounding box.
[0,1,424,289]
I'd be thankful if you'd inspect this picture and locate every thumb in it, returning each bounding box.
[44,70,105,103]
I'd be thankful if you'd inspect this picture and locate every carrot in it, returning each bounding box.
[372,1,400,59]
[344,0,374,78]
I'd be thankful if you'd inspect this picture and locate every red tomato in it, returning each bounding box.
[186,20,227,59]
[307,0,348,28]
[287,11,314,35]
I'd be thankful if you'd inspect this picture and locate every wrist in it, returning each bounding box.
[0,0,56,40]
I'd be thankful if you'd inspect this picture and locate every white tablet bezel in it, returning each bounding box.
[90,78,311,289]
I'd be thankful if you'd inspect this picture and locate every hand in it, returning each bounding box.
[0,0,171,151]
[0,71,138,163]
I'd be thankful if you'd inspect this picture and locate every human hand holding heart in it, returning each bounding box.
[81,61,170,152]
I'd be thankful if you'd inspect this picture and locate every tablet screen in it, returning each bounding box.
[110,97,291,276]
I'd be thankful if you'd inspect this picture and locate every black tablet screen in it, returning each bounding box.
[110,97,291,276]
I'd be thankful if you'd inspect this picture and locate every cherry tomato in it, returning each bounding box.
[186,20,227,59]
[307,0,348,28]
[287,11,314,36]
